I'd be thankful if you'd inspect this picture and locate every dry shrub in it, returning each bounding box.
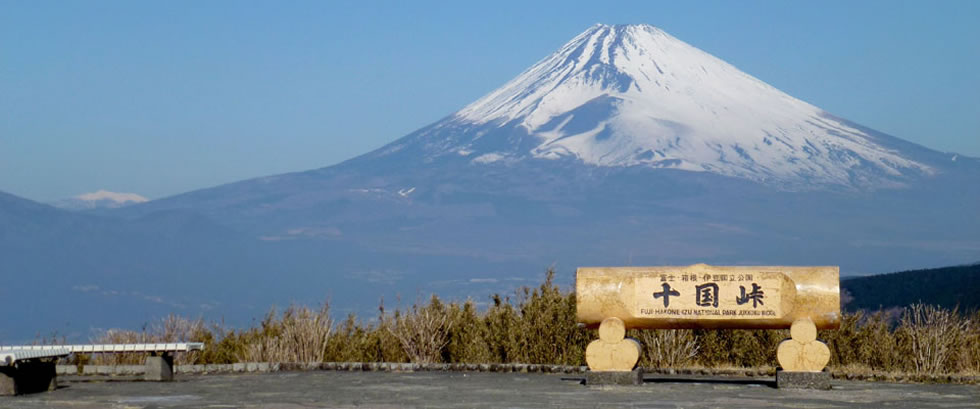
[236,309,278,363]
[154,315,213,365]
[88,315,210,365]
[323,314,363,362]
[692,329,729,367]
[632,329,699,368]
[855,311,899,370]
[89,328,151,365]
[445,301,495,363]
[239,303,333,363]
[324,312,404,363]
[731,329,784,367]
[822,310,863,367]
[967,312,980,373]
[483,294,522,363]
[896,304,967,374]
[359,321,407,363]
[508,269,591,365]
[692,329,783,368]
[823,311,898,371]
[387,296,452,364]
[383,268,591,366]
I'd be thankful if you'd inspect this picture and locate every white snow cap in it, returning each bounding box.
[76,190,148,204]
[449,23,931,188]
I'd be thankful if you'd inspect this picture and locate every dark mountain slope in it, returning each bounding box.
[842,263,980,312]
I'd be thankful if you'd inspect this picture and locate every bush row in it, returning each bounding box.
[78,270,980,375]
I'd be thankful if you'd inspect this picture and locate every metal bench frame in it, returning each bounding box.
[0,348,70,395]
[0,343,203,395]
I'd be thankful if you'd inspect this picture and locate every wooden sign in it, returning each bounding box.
[577,264,840,330]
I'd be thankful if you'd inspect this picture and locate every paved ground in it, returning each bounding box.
[1,371,978,408]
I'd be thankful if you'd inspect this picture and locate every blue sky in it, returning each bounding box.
[2,0,978,202]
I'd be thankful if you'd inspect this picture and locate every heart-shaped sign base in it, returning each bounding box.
[585,338,641,372]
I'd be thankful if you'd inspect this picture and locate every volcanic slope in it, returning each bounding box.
[91,24,980,330]
[365,24,962,191]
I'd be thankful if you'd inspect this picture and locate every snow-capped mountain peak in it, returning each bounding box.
[383,23,936,189]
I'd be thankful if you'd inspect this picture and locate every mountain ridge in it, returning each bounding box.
[354,23,947,190]
[842,263,980,312]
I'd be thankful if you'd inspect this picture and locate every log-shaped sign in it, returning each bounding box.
[576,264,840,330]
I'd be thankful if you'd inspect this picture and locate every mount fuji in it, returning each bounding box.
[381,24,942,190]
[3,24,978,339]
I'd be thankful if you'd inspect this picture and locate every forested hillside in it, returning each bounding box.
[842,263,980,312]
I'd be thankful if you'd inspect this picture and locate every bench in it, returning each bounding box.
[576,264,840,389]
[0,348,71,395]
[0,343,203,395]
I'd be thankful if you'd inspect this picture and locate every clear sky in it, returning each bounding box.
[2,0,978,202]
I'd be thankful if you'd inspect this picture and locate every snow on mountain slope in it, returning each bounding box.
[378,24,936,189]
[53,190,149,210]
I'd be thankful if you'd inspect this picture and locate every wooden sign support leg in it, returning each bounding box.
[776,318,832,389]
[585,317,643,385]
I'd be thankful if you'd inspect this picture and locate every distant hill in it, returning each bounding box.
[841,264,980,312]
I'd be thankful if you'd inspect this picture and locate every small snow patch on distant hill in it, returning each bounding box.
[76,190,148,204]
[53,189,149,210]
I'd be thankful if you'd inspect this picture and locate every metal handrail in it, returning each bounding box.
[0,342,204,354]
